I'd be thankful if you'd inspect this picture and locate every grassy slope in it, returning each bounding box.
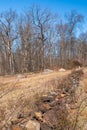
[0,70,71,110]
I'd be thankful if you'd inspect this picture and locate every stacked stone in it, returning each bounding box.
[4,69,83,130]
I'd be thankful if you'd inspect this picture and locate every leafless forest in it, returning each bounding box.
[0,5,87,130]
[0,5,87,75]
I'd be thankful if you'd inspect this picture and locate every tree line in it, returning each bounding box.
[0,5,87,75]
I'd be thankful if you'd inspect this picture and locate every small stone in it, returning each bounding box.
[34,112,43,121]
[11,125,22,130]
[25,120,40,130]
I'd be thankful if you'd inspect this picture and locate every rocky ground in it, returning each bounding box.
[0,69,87,130]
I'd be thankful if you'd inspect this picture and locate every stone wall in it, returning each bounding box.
[1,69,84,130]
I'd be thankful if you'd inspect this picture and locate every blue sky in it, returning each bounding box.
[0,0,87,14]
[0,0,87,31]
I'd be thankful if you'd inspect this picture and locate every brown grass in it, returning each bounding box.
[0,68,87,129]
[0,70,71,125]
[0,70,71,104]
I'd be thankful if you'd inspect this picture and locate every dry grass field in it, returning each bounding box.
[0,69,87,130]
[0,70,71,126]
[0,70,71,107]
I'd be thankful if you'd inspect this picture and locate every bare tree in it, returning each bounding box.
[65,10,83,60]
[78,32,87,65]
[0,9,17,74]
[18,14,33,72]
[0,7,86,74]
[56,21,68,67]
[29,5,54,70]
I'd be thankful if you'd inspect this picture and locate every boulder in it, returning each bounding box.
[59,68,66,72]
[40,123,52,130]
[25,120,40,130]
[43,109,58,128]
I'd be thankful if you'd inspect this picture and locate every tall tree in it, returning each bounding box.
[56,21,68,67]
[19,14,33,72]
[0,9,17,74]
[65,10,83,60]
[30,5,54,70]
